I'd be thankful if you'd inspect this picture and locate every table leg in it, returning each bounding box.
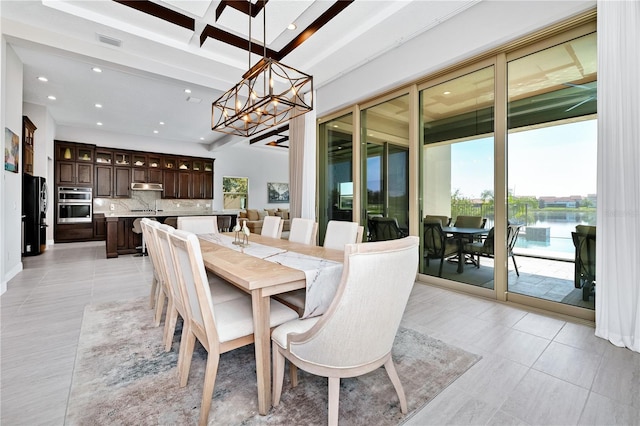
[457,238,464,273]
[251,289,272,415]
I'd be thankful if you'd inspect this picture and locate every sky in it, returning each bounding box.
[451,119,598,199]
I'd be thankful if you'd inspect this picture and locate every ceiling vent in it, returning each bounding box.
[97,33,122,48]
[187,96,202,103]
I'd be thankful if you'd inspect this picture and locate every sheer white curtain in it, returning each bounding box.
[289,92,316,220]
[595,0,640,353]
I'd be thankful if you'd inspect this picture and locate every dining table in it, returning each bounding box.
[198,232,345,415]
[442,226,490,273]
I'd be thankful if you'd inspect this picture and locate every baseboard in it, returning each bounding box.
[1,261,23,295]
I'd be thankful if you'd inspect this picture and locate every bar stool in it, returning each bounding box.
[133,217,156,256]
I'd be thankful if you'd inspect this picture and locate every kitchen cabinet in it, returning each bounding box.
[95,165,131,198]
[55,222,94,242]
[163,170,178,199]
[93,213,106,240]
[177,172,192,199]
[105,217,140,257]
[95,165,113,197]
[55,142,94,186]
[22,116,36,176]
[114,167,131,197]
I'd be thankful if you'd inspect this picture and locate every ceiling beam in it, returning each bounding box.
[215,0,268,21]
[113,0,194,31]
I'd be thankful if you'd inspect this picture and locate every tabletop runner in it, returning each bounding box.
[198,233,343,318]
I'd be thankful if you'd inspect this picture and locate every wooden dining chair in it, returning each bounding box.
[288,218,318,245]
[177,216,219,234]
[140,218,163,316]
[167,230,298,426]
[323,220,363,250]
[261,215,284,239]
[272,236,419,426]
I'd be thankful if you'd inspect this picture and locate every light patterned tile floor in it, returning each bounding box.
[2,241,639,425]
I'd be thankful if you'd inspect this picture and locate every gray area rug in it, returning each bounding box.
[66,298,481,425]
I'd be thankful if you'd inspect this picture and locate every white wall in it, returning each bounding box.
[23,102,55,243]
[1,41,24,294]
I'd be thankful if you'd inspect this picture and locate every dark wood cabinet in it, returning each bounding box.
[114,167,131,198]
[163,170,178,198]
[55,223,94,242]
[177,172,192,199]
[132,167,147,183]
[93,213,106,240]
[148,168,163,184]
[22,116,36,176]
[95,165,113,197]
[55,141,94,186]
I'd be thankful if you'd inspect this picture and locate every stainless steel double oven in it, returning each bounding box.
[57,187,92,223]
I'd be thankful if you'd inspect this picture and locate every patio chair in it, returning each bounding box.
[463,224,522,276]
[368,216,407,241]
[571,225,596,301]
[423,221,459,277]
[424,215,450,227]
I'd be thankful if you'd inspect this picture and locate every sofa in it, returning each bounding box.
[238,208,290,234]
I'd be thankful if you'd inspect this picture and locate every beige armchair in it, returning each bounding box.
[271,236,419,426]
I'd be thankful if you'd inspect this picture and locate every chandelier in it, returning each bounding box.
[211,1,313,137]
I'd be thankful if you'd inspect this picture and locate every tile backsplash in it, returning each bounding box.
[93,190,214,214]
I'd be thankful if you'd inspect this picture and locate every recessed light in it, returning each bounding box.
[200,137,205,141]
[153,130,159,134]
[333,124,339,128]
[287,23,297,30]
[38,76,48,82]
[97,122,103,126]
[443,91,451,95]
[159,121,165,125]
[92,67,102,73]
[95,103,103,108]
[47,95,56,100]
[184,89,191,94]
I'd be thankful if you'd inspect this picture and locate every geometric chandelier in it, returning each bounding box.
[211,1,313,137]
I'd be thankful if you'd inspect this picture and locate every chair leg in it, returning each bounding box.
[178,328,196,387]
[290,362,298,388]
[149,276,158,309]
[511,255,519,277]
[328,377,340,426]
[154,287,166,327]
[384,357,407,414]
[438,257,445,277]
[198,352,220,426]
[163,302,178,352]
[272,342,286,406]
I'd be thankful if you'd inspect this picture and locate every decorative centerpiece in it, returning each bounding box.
[233,220,250,246]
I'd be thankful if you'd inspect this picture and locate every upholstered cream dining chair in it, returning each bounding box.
[323,220,364,250]
[287,218,318,245]
[272,236,419,426]
[140,218,163,317]
[167,230,298,426]
[177,216,219,234]
[261,215,284,239]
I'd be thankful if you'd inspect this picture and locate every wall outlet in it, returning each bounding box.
[176,203,180,208]
[110,204,115,211]
[206,203,211,208]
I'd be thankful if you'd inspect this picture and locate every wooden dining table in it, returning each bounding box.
[198,233,344,415]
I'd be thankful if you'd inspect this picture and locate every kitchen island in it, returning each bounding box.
[103,211,237,258]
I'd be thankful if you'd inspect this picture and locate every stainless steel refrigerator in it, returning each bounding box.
[23,175,48,256]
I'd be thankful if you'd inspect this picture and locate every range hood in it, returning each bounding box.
[131,182,163,191]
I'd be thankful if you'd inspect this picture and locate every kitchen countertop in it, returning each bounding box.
[101,210,238,218]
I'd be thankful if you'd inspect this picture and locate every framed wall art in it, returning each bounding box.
[267,182,289,203]
[4,127,19,173]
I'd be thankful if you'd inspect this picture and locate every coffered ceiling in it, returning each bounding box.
[1,0,482,149]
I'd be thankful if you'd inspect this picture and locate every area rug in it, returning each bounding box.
[65,298,481,425]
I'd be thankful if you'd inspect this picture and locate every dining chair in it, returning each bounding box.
[261,215,284,239]
[167,230,298,426]
[177,216,219,234]
[288,218,318,245]
[272,236,419,426]
[424,215,450,227]
[323,220,363,250]
[423,221,459,277]
[462,224,522,276]
[155,224,247,352]
[140,218,163,313]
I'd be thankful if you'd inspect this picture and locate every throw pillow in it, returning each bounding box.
[265,208,277,216]
[239,211,247,219]
[246,209,259,221]
[258,210,267,220]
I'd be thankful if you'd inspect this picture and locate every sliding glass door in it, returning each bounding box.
[419,66,495,288]
[506,32,597,310]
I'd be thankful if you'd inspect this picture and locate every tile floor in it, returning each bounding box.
[2,241,639,425]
